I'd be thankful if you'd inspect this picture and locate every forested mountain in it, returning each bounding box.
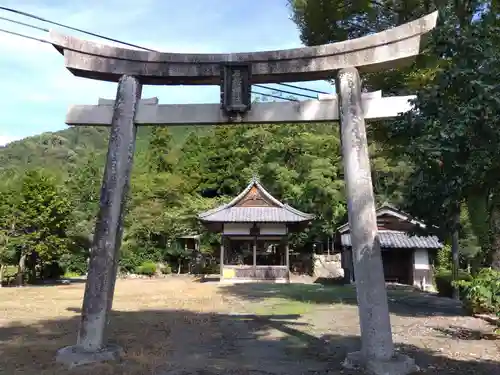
[0,118,412,278]
[0,125,203,175]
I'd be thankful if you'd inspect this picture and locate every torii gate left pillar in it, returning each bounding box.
[55,75,142,367]
[51,11,438,374]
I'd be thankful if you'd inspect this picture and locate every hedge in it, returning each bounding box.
[434,269,472,298]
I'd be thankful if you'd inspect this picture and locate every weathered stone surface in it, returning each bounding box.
[50,12,437,85]
[73,75,142,353]
[343,351,418,375]
[55,344,123,369]
[312,253,344,279]
[98,97,158,106]
[65,95,416,126]
[336,67,397,362]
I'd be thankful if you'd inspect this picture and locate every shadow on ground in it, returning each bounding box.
[1,278,87,288]
[219,283,466,318]
[0,307,498,375]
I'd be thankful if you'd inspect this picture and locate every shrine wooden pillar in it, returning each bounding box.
[220,235,225,279]
[285,238,290,281]
[252,236,257,278]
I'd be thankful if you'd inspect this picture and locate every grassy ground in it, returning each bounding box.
[0,277,499,375]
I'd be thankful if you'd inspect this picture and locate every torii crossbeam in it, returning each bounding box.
[50,11,438,375]
[66,93,416,126]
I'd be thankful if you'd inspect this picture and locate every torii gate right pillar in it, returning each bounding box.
[337,67,417,374]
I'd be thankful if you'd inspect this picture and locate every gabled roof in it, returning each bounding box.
[198,177,315,223]
[340,230,442,249]
[337,203,427,234]
[337,203,442,249]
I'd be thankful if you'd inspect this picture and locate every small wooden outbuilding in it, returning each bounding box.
[337,204,442,290]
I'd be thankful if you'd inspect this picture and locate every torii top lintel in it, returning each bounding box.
[50,11,437,86]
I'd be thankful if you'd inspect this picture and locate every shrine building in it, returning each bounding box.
[198,177,314,283]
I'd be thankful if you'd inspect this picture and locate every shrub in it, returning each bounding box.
[119,246,163,273]
[454,268,500,316]
[135,261,157,276]
[63,271,82,278]
[59,252,88,275]
[200,263,220,275]
[436,245,452,270]
[41,262,65,280]
[434,269,472,298]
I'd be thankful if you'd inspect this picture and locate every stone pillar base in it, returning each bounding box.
[343,351,418,375]
[56,344,123,369]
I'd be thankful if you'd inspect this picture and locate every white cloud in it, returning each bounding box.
[0,135,22,146]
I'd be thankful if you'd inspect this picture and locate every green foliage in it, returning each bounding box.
[0,127,110,173]
[455,268,500,315]
[66,154,102,241]
[0,170,73,283]
[436,244,452,271]
[201,263,220,275]
[434,269,472,298]
[15,170,72,263]
[58,250,88,275]
[147,127,174,173]
[119,245,161,273]
[289,0,500,269]
[383,8,500,267]
[0,179,22,268]
[11,1,500,280]
[63,271,82,278]
[41,262,65,280]
[0,119,429,278]
[135,261,157,276]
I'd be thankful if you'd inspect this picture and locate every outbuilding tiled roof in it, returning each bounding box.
[341,230,442,249]
[337,203,428,233]
[198,177,314,223]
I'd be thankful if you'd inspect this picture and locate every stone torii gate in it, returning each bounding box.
[51,11,438,374]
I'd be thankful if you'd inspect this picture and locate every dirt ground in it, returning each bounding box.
[0,276,498,375]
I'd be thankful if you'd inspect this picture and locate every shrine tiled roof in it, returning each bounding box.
[340,230,442,249]
[198,178,314,223]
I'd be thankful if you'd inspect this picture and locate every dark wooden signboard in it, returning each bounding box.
[220,63,252,115]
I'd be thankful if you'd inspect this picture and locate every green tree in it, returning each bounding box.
[66,153,102,239]
[0,184,18,285]
[386,9,500,268]
[147,127,174,173]
[290,0,500,269]
[11,170,73,283]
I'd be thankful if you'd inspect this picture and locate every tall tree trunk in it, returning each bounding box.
[489,191,500,270]
[17,254,26,286]
[27,252,38,284]
[451,206,461,300]
[466,193,490,250]
[466,190,491,273]
[0,264,5,287]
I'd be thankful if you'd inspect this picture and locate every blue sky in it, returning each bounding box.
[0,0,334,146]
